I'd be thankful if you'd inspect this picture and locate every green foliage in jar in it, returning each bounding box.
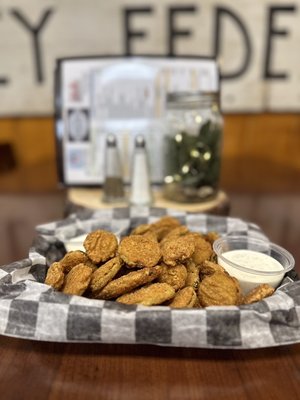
[164,120,222,193]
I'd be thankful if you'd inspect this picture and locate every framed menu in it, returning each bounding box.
[55,56,219,186]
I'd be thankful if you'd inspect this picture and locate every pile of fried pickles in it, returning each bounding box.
[45,216,275,308]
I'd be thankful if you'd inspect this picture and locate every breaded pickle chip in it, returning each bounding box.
[243,284,275,304]
[204,231,220,245]
[169,287,197,308]
[158,263,187,291]
[151,216,181,241]
[96,265,163,300]
[89,256,123,296]
[117,282,175,306]
[199,260,226,279]
[186,233,213,265]
[45,262,65,290]
[131,224,152,235]
[185,260,200,290]
[84,230,118,263]
[118,235,161,268]
[198,272,241,307]
[44,221,276,308]
[60,250,95,273]
[160,226,189,245]
[161,236,195,266]
[62,263,93,296]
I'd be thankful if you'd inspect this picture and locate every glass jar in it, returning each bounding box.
[163,91,223,202]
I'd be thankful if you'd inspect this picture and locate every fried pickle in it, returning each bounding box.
[89,256,123,296]
[117,282,175,306]
[131,223,152,235]
[62,263,93,295]
[130,224,158,242]
[186,233,213,265]
[45,262,65,290]
[199,260,227,280]
[160,226,189,245]
[161,235,195,266]
[198,272,241,307]
[45,223,277,308]
[142,231,159,242]
[185,260,200,290]
[204,231,220,245]
[243,284,275,304]
[151,216,181,241]
[157,263,187,291]
[96,265,163,300]
[168,286,197,308]
[118,235,161,268]
[60,250,96,273]
[84,230,118,264]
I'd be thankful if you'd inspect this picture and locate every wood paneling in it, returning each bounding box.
[221,114,300,191]
[0,118,58,192]
[0,115,299,192]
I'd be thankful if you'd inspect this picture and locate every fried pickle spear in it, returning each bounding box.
[62,263,93,296]
[84,230,118,264]
[198,272,242,307]
[168,287,197,308]
[243,284,275,304]
[89,256,123,296]
[117,282,175,306]
[45,262,65,290]
[95,265,163,300]
[118,235,161,268]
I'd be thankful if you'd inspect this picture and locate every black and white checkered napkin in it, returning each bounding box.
[0,207,299,348]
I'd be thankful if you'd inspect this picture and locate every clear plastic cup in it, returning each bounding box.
[212,235,295,294]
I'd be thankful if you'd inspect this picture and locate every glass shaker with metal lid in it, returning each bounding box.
[163,91,223,203]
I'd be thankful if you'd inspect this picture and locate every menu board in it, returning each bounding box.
[55,56,219,186]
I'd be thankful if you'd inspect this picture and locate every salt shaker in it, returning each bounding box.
[129,135,153,206]
[102,134,125,203]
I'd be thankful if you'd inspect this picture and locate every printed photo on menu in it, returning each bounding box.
[67,109,90,142]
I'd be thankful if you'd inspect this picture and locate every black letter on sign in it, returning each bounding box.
[10,8,54,84]
[214,7,252,80]
[168,6,197,56]
[264,5,296,80]
[123,7,153,55]
[0,13,9,85]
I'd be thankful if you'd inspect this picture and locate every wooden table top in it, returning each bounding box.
[0,190,299,400]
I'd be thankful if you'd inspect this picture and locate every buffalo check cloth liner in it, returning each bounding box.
[0,207,299,349]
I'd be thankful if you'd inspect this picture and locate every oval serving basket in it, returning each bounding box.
[0,207,299,349]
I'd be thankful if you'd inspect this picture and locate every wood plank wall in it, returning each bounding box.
[0,115,299,193]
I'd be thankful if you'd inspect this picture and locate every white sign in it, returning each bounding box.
[0,0,299,115]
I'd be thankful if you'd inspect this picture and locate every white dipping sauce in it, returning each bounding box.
[64,234,87,252]
[218,249,284,294]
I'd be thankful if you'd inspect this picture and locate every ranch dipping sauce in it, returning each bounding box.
[64,234,87,252]
[218,249,285,294]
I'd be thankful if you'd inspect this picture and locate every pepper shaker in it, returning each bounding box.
[129,135,153,206]
[102,133,125,203]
